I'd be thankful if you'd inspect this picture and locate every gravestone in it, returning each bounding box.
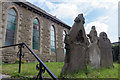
[98,32,113,67]
[56,48,64,62]
[61,14,89,75]
[87,26,100,68]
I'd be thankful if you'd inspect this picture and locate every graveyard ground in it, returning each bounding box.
[2,62,120,79]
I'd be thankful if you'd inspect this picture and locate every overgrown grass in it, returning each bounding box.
[2,62,120,79]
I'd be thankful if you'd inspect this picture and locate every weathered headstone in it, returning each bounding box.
[87,26,100,68]
[56,48,64,62]
[98,32,113,67]
[61,14,89,75]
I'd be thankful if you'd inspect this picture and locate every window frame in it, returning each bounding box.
[32,18,40,50]
[5,8,17,46]
[63,30,66,54]
[50,25,56,53]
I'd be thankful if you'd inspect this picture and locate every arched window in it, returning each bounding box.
[33,18,39,50]
[63,30,66,54]
[5,8,17,46]
[50,26,55,52]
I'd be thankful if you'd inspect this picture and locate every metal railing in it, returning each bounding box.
[0,43,58,80]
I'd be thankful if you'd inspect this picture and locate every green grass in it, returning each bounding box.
[2,62,63,78]
[62,63,119,78]
[2,62,120,79]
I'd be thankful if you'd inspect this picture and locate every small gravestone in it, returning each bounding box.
[56,48,64,62]
[61,14,89,75]
[98,32,113,67]
[87,26,100,68]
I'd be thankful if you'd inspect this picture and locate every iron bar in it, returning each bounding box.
[0,43,58,80]
[18,44,23,73]
[39,63,43,79]
[23,43,57,79]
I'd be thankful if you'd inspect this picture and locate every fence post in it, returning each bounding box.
[39,63,43,79]
[18,44,23,73]
[35,63,43,80]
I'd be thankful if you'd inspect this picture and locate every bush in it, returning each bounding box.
[112,43,120,62]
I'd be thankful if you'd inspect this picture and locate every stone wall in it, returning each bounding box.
[0,1,2,74]
[1,2,70,63]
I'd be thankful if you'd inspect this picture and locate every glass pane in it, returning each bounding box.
[51,48,55,52]
[33,37,39,43]
[51,27,55,37]
[64,49,66,54]
[63,31,66,40]
[7,22,16,31]
[33,19,39,25]
[64,43,65,47]
[33,43,39,50]
[33,18,39,50]
[5,30,14,46]
[33,30,39,36]
[51,31,54,36]
[51,35,55,41]
[7,14,16,23]
[51,26,54,31]
[8,8,16,16]
[5,38,14,46]
[6,29,15,38]
[51,41,55,47]
[33,25,39,30]
[63,31,66,54]
[5,8,17,46]
[50,26,55,52]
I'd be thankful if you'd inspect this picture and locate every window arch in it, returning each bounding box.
[5,8,17,46]
[63,30,66,54]
[33,18,40,50]
[50,26,55,52]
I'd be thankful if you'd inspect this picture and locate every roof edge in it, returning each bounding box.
[13,1,71,29]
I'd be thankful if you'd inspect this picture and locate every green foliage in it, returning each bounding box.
[112,43,120,48]
[2,62,120,79]
[112,43,120,62]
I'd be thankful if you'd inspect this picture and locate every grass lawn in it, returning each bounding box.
[2,62,120,79]
[2,62,63,78]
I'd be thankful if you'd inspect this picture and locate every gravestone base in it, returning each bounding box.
[88,43,100,69]
[65,44,87,73]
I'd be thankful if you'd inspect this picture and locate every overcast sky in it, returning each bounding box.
[27,0,118,43]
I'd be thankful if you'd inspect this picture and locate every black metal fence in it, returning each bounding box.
[0,43,58,80]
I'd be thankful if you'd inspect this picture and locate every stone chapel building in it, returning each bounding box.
[0,1,71,63]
